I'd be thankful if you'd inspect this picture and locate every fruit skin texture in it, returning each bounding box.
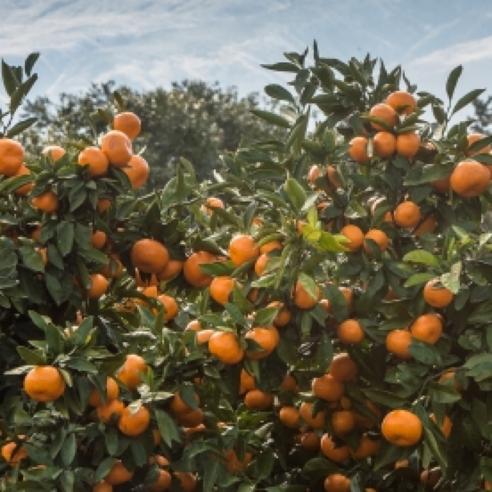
[293,281,320,309]
[244,389,273,409]
[88,377,120,407]
[364,229,389,253]
[117,354,148,391]
[330,353,358,382]
[393,201,421,228]
[113,112,141,140]
[87,273,109,299]
[210,276,235,305]
[337,319,365,344]
[340,224,364,252]
[173,472,197,492]
[42,145,66,163]
[324,473,351,492]
[78,146,109,177]
[299,402,326,429]
[331,410,356,435]
[369,103,397,130]
[423,279,454,308]
[131,239,169,274]
[97,399,125,423]
[122,154,150,190]
[229,234,259,266]
[149,470,172,492]
[449,160,490,197]
[13,164,34,196]
[245,326,279,359]
[381,409,423,446]
[31,191,60,214]
[279,406,300,428]
[183,251,216,288]
[1,441,28,466]
[157,294,178,321]
[320,434,351,463]
[208,331,244,364]
[312,374,345,402]
[101,130,133,167]
[118,405,151,436]
[93,480,113,492]
[24,366,66,402]
[396,132,421,158]
[157,259,183,281]
[386,330,413,360]
[467,133,490,156]
[386,91,417,115]
[105,461,134,485]
[373,131,396,158]
[349,136,370,164]
[0,138,24,176]
[410,313,443,345]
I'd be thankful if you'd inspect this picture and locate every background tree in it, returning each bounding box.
[20,80,287,190]
[469,95,492,134]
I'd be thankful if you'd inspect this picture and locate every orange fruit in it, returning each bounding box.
[175,409,204,427]
[101,130,133,167]
[149,470,172,492]
[148,455,169,467]
[13,164,34,196]
[131,239,169,274]
[260,240,282,255]
[118,405,151,436]
[396,132,421,158]
[423,278,454,308]
[340,224,364,252]
[157,259,183,281]
[431,176,450,195]
[320,435,350,463]
[439,370,463,393]
[42,145,66,163]
[122,154,150,190]
[280,373,298,392]
[337,319,365,344]
[229,235,259,266]
[201,197,224,214]
[364,229,389,253]
[414,215,437,237]
[430,413,452,438]
[173,472,197,492]
[87,273,109,299]
[0,139,24,176]
[97,399,125,423]
[393,201,421,228]
[97,198,111,213]
[386,330,413,359]
[279,406,300,428]
[312,374,345,402]
[185,320,202,331]
[88,377,119,407]
[329,353,358,382]
[113,112,141,140]
[105,460,134,485]
[157,294,178,321]
[100,255,124,279]
[245,325,279,359]
[23,366,66,402]
[331,410,356,436]
[449,160,490,197]
[373,131,396,158]
[299,402,326,429]
[31,190,60,214]
[183,251,217,288]
[381,409,423,446]
[369,103,397,130]
[348,136,370,164]
[293,281,320,309]
[208,331,244,364]
[240,369,257,393]
[351,434,380,459]
[410,313,443,345]
[78,147,109,177]
[467,133,490,156]
[386,91,417,115]
[1,441,28,466]
[170,390,200,414]
[267,301,291,327]
[324,473,351,492]
[93,480,113,492]
[210,276,235,305]
[196,329,215,344]
[353,400,382,428]
[254,254,270,276]
[244,389,273,410]
[298,431,320,450]
[117,354,148,391]
[91,230,107,249]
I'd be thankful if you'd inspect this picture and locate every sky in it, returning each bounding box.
[1,0,492,117]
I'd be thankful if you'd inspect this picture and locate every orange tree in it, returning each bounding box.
[2,44,492,492]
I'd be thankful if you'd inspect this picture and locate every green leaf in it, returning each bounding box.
[2,60,18,96]
[452,88,486,115]
[404,272,435,288]
[440,262,462,294]
[403,164,453,186]
[362,389,407,408]
[17,346,46,365]
[264,84,295,104]
[6,117,37,137]
[283,177,306,211]
[56,222,74,257]
[446,65,462,100]
[468,135,492,154]
[256,448,274,480]
[250,109,291,128]
[154,409,181,446]
[19,245,45,272]
[298,272,317,300]
[95,457,118,483]
[24,52,40,76]
[59,433,76,467]
[261,62,300,73]
[403,250,440,267]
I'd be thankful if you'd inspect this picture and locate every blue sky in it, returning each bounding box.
[2,0,492,115]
